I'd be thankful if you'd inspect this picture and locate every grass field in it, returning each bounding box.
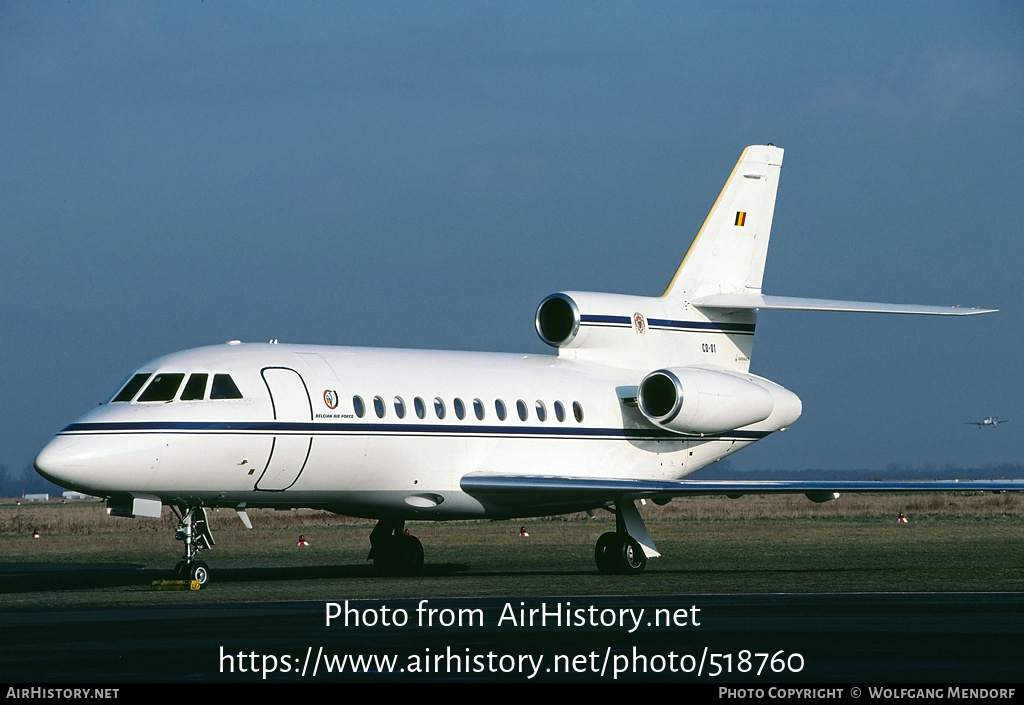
[1,493,1021,608]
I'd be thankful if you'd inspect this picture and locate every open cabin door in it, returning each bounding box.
[256,367,312,491]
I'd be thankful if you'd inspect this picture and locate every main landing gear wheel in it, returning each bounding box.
[619,537,647,574]
[594,532,647,575]
[594,532,619,573]
[373,534,424,577]
[369,518,425,576]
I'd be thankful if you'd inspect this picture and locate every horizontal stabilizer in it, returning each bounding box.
[462,473,1023,508]
[691,293,996,316]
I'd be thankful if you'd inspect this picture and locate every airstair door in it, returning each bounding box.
[256,367,312,491]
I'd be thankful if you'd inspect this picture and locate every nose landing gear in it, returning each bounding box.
[171,506,215,587]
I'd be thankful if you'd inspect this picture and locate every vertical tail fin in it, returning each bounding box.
[535,145,784,372]
[663,145,784,302]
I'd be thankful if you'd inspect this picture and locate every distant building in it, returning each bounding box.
[23,494,49,502]
[61,491,95,500]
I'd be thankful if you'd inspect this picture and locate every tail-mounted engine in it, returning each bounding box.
[535,291,757,371]
[637,366,800,435]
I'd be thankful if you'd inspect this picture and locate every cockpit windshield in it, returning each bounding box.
[137,373,185,402]
[109,372,243,402]
[211,374,243,399]
[111,373,152,403]
[180,373,208,401]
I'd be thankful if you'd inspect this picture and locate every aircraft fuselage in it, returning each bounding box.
[36,342,797,520]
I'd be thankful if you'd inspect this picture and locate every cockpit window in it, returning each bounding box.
[210,374,243,399]
[138,373,185,402]
[180,373,209,401]
[111,373,152,403]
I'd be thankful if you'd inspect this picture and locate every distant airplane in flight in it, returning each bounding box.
[35,145,1016,584]
[966,417,1010,428]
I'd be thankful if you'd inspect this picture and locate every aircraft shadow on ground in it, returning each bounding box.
[0,560,873,594]
[0,561,476,592]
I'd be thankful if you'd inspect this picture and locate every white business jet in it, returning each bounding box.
[35,145,1010,584]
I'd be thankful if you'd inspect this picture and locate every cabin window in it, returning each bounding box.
[373,396,386,418]
[554,401,566,422]
[180,374,208,401]
[211,374,243,399]
[414,397,426,419]
[111,373,151,403]
[394,396,406,419]
[573,401,584,423]
[516,399,528,421]
[433,397,446,420]
[138,373,185,402]
[353,396,366,418]
[473,398,485,420]
[495,399,507,421]
[535,400,547,422]
[454,398,466,420]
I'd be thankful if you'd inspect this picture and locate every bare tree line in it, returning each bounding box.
[0,463,67,499]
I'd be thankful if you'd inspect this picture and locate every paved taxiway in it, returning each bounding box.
[1,591,1021,682]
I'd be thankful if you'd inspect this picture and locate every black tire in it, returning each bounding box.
[594,532,620,573]
[371,538,397,576]
[618,537,647,575]
[173,561,188,580]
[373,534,424,577]
[190,560,211,587]
[396,534,424,576]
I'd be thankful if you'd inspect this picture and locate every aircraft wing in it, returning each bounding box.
[691,293,996,316]
[460,473,1024,510]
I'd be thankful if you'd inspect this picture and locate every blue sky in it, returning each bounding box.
[3,2,1022,474]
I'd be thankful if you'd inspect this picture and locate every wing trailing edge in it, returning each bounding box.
[461,473,1024,508]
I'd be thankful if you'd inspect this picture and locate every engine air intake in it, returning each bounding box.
[535,294,580,347]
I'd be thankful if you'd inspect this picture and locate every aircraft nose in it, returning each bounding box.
[35,434,90,492]
[34,432,160,495]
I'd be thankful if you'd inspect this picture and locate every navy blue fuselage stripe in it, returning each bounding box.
[60,421,770,441]
[579,315,630,326]
[648,318,756,334]
[579,315,755,335]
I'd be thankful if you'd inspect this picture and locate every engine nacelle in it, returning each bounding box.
[534,291,760,372]
[535,293,584,348]
[537,291,670,350]
[637,367,776,435]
